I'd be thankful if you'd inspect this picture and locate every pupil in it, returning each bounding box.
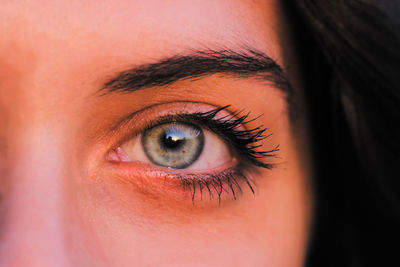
[161,132,185,150]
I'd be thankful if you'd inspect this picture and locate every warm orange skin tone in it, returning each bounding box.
[0,1,311,266]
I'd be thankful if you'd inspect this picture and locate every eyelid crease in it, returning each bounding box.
[106,101,215,138]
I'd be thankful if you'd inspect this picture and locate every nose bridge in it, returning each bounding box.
[0,127,70,266]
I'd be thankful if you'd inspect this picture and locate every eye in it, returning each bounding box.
[116,121,233,171]
[104,104,279,202]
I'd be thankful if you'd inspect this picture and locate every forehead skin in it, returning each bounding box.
[0,0,288,96]
[0,1,310,267]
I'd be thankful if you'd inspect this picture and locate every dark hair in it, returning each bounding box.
[284,1,400,266]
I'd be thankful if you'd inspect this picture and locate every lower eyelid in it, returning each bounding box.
[101,160,256,203]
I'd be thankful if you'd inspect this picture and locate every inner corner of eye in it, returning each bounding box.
[105,146,131,163]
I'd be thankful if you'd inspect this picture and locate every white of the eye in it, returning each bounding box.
[184,129,231,171]
[119,129,233,171]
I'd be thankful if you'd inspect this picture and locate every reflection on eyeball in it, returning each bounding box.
[142,122,204,169]
[119,122,234,171]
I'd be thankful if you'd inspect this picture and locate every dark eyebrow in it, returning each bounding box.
[101,49,292,94]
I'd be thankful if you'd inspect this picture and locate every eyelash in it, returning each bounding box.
[133,105,279,203]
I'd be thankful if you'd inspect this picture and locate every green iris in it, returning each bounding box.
[141,122,204,169]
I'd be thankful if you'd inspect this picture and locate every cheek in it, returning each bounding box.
[69,168,309,266]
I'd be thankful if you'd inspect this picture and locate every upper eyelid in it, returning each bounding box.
[105,101,235,143]
[109,101,211,132]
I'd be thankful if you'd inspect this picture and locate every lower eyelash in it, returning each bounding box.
[168,167,255,204]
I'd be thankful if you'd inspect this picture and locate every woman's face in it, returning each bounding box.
[0,1,311,266]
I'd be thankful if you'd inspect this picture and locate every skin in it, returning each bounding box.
[0,1,311,266]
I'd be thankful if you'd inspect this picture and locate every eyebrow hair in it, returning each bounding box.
[101,49,292,94]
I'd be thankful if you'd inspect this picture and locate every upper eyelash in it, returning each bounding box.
[142,105,280,170]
